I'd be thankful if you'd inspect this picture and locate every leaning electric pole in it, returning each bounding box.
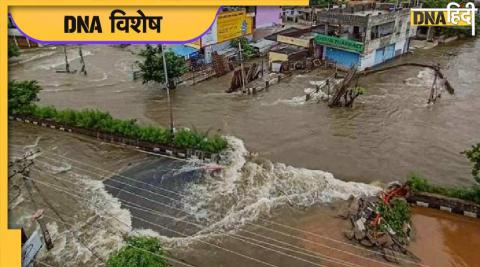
[161,45,175,134]
[79,46,87,76]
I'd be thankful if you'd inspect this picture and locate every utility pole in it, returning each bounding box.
[428,67,439,104]
[63,46,70,73]
[9,152,54,250]
[79,46,87,76]
[161,45,174,134]
[238,42,246,92]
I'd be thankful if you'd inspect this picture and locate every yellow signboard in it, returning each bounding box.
[216,11,252,43]
[186,39,201,49]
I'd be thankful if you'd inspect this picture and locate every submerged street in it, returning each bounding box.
[9,39,480,186]
[8,38,480,267]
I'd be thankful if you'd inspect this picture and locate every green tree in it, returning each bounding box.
[138,45,188,89]
[8,42,20,58]
[231,37,255,59]
[106,236,170,267]
[8,80,41,115]
[309,0,333,7]
[422,0,460,8]
[464,144,480,184]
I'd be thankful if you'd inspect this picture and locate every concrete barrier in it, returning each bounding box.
[10,116,218,162]
[407,192,480,218]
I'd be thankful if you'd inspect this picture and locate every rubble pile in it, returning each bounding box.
[340,182,417,263]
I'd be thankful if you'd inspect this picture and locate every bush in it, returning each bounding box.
[463,144,480,184]
[8,80,42,115]
[408,174,480,205]
[8,43,20,58]
[377,199,410,241]
[14,105,227,153]
[106,236,170,267]
[9,80,228,153]
[32,105,57,119]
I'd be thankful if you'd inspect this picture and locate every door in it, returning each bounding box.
[384,44,395,60]
[325,47,359,68]
[374,47,385,65]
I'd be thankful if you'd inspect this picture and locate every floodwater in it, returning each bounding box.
[9,40,480,187]
[410,207,480,267]
[8,38,480,266]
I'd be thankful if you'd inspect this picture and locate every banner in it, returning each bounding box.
[216,10,253,43]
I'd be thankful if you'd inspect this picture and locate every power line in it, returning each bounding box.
[39,214,197,267]
[27,149,425,267]
[11,147,411,267]
[25,170,340,267]
[19,175,281,267]
[29,162,362,267]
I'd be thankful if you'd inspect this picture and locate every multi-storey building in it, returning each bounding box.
[314,2,418,70]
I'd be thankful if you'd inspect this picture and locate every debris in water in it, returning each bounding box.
[339,182,419,264]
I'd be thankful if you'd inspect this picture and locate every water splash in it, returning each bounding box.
[172,137,380,245]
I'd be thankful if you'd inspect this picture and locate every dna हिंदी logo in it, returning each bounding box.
[411,2,478,36]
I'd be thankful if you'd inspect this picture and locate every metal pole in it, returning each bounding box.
[161,45,174,134]
[261,56,264,78]
[238,42,246,92]
[79,46,87,75]
[63,46,70,73]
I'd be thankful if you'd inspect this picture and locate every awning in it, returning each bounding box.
[168,45,199,58]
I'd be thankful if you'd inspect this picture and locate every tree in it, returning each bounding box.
[8,80,41,115]
[231,37,255,59]
[8,42,20,58]
[106,236,170,267]
[309,0,333,7]
[138,45,188,89]
[464,144,480,184]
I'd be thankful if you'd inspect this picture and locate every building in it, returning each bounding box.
[314,2,417,70]
[267,26,324,65]
[185,9,254,64]
[255,6,282,28]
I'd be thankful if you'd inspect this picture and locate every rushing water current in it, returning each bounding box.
[10,40,480,186]
[8,39,480,266]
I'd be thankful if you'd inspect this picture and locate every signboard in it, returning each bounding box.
[314,34,364,53]
[186,39,201,49]
[277,34,311,48]
[22,230,43,267]
[216,10,252,43]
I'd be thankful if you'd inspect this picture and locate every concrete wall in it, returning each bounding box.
[268,51,289,64]
[316,12,369,27]
[255,6,282,28]
[359,50,376,70]
[364,11,414,54]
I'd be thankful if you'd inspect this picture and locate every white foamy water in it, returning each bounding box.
[168,136,381,246]
[35,50,93,71]
[405,68,446,90]
[20,135,379,257]
[262,78,338,107]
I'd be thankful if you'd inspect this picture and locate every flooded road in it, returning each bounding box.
[8,38,480,266]
[410,207,480,267]
[10,40,480,186]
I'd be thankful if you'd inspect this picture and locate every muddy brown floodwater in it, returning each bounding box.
[8,38,480,267]
[9,40,480,187]
[410,207,480,267]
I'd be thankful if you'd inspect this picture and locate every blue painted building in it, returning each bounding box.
[315,2,417,70]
